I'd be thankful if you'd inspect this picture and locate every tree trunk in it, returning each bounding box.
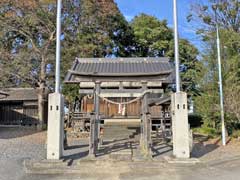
[37,83,45,130]
[37,55,47,130]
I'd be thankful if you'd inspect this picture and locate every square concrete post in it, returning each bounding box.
[47,92,64,160]
[171,92,190,158]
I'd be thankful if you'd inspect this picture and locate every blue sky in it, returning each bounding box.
[114,0,203,50]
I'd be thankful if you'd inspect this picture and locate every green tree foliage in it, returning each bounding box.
[167,39,203,96]
[61,0,135,101]
[131,14,173,57]
[131,14,202,96]
[62,0,134,60]
[0,0,136,114]
[189,0,240,133]
[0,0,57,127]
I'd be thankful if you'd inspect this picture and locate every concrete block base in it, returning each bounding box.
[171,92,191,158]
[47,93,64,160]
[24,159,72,174]
[164,156,200,164]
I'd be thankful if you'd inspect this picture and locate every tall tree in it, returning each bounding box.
[189,0,240,132]
[61,0,135,101]
[0,0,136,119]
[62,0,134,60]
[131,14,202,96]
[131,14,173,57]
[0,0,56,128]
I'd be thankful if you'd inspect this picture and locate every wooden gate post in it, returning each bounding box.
[89,112,97,157]
[140,82,152,157]
[94,81,101,150]
[161,105,166,141]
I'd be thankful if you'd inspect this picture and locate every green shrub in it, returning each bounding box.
[232,130,240,138]
[193,126,217,138]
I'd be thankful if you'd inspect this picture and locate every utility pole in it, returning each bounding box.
[213,4,226,146]
[55,0,62,93]
[173,0,181,92]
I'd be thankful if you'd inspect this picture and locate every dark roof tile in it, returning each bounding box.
[0,88,38,102]
[65,57,175,83]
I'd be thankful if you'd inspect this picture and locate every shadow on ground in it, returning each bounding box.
[0,127,40,139]
[49,126,222,162]
[191,134,220,158]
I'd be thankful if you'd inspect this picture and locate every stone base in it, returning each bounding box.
[24,159,72,174]
[109,149,133,161]
[23,157,203,175]
[164,156,200,164]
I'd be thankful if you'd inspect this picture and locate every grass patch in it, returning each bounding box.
[192,127,218,138]
[231,130,240,138]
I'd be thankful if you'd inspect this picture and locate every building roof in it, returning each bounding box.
[65,57,175,83]
[0,88,38,102]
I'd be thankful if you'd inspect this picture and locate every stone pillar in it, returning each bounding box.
[171,92,190,158]
[47,92,64,160]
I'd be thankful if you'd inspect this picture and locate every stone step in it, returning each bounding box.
[24,159,72,171]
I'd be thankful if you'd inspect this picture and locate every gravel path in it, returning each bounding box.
[0,127,46,160]
[1,127,240,180]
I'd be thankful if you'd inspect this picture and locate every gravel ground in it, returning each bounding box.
[1,127,240,180]
[0,127,46,160]
[1,126,240,162]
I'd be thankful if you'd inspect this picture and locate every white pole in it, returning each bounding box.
[173,0,181,92]
[55,0,62,93]
[216,22,226,146]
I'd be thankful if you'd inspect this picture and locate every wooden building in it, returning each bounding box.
[0,88,40,125]
[77,82,165,118]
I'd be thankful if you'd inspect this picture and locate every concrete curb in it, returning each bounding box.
[23,158,166,174]
[24,155,240,175]
[164,156,200,165]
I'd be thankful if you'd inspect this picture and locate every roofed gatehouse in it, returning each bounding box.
[64,57,175,157]
[65,57,174,119]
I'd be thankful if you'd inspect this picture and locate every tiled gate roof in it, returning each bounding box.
[65,58,175,83]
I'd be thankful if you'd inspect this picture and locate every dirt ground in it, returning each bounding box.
[192,134,240,162]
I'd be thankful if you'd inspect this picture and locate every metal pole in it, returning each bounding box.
[173,0,181,92]
[55,0,62,93]
[216,22,226,146]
